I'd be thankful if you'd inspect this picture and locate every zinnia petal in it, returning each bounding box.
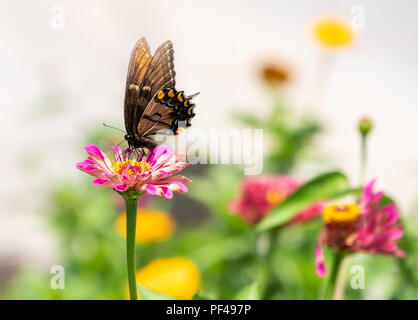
[77,143,191,198]
[146,144,172,166]
[85,144,105,161]
[112,145,124,161]
[145,185,158,195]
[93,178,108,186]
[115,184,128,192]
[315,243,326,277]
[166,181,188,193]
[161,186,173,199]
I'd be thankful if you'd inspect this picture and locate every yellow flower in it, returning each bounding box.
[126,257,201,300]
[322,202,360,224]
[116,208,176,243]
[312,16,355,50]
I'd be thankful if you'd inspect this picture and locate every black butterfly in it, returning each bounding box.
[123,38,197,150]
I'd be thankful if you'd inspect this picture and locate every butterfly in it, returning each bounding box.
[123,38,197,150]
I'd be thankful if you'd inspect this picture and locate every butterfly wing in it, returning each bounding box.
[137,100,175,137]
[124,39,196,147]
[136,41,177,139]
[123,38,152,137]
[139,89,197,139]
[140,40,176,101]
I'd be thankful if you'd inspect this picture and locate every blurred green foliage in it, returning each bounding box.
[4,90,417,300]
[236,94,322,174]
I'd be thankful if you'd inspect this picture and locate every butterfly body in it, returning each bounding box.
[124,133,157,150]
[123,38,197,150]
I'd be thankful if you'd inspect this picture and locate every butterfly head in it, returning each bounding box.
[124,133,157,150]
[124,133,136,150]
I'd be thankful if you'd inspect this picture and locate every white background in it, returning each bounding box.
[0,0,417,267]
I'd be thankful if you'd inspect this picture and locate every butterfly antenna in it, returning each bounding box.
[103,123,126,134]
[189,91,200,98]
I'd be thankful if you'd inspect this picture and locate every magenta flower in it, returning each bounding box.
[315,180,405,277]
[76,144,191,199]
[228,175,325,225]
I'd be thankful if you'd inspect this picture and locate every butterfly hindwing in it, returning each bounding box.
[138,88,197,137]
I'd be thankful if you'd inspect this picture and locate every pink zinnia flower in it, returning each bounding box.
[315,180,405,277]
[76,144,191,199]
[228,175,325,225]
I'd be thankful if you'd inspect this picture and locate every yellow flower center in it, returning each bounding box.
[313,18,354,48]
[112,160,150,176]
[266,190,286,205]
[322,202,360,224]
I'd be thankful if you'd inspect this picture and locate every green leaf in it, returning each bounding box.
[380,194,395,206]
[193,291,212,300]
[234,280,262,300]
[256,171,350,232]
[137,284,175,300]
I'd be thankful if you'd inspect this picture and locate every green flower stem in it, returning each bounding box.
[125,197,140,300]
[324,252,347,300]
[360,134,367,185]
[255,228,279,260]
[333,255,349,300]
[255,228,281,299]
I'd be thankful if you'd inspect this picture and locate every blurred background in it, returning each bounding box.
[1,0,418,299]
